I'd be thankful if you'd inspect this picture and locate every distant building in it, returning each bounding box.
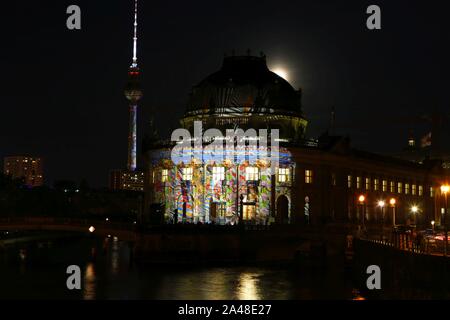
[109,170,123,190]
[396,131,450,169]
[3,156,43,187]
[109,169,144,192]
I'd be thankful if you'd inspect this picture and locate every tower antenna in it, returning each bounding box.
[132,0,138,67]
[124,0,143,172]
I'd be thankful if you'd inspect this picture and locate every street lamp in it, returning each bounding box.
[377,200,386,240]
[411,205,419,225]
[378,200,385,220]
[441,185,449,256]
[431,220,435,233]
[358,195,366,232]
[390,198,396,227]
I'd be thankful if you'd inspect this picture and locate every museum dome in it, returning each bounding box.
[185,55,304,117]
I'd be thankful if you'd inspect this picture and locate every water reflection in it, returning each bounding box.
[110,238,120,275]
[195,269,227,300]
[237,272,261,300]
[351,289,366,300]
[0,235,366,300]
[83,262,96,300]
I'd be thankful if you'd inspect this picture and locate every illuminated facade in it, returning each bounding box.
[145,54,306,224]
[147,147,295,224]
[3,156,43,187]
[144,54,450,227]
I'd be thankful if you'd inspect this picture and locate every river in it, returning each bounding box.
[0,232,363,300]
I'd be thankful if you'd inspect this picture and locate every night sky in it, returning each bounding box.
[3,0,450,187]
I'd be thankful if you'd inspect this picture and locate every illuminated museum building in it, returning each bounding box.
[144,54,450,227]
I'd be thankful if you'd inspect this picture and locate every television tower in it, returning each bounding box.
[124,0,142,172]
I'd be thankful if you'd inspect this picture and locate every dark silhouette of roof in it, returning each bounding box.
[186,55,303,116]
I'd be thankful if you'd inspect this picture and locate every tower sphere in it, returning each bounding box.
[124,67,143,102]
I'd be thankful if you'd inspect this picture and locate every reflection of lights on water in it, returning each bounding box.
[353,296,366,301]
[199,270,228,300]
[19,249,26,261]
[237,273,261,300]
[83,263,96,300]
[111,240,120,275]
[352,289,366,301]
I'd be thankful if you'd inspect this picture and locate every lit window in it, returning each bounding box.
[419,185,423,196]
[357,177,361,189]
[382,180,387,192]
[412,184,417,195]
[430,187,435,197]
[212,167,225,181]
[397,182,403,194]
[218,203,226,218]
[404,183,409,195]
[161,169,168,182]
[305,170,313,184]
[278,168,290,183]
[347,175,352,188]
[374,179,379,191]
[365,178,371,190]
[182,167,193,181]
[245,167,259,181]
[390,181,395,193]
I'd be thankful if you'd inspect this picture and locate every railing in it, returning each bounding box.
[362,231,450,257]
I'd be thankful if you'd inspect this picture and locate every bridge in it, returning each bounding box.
[0,217,371,262]
[0,217,137,242]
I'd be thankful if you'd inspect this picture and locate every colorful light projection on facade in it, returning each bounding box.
[149,147,294,225]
